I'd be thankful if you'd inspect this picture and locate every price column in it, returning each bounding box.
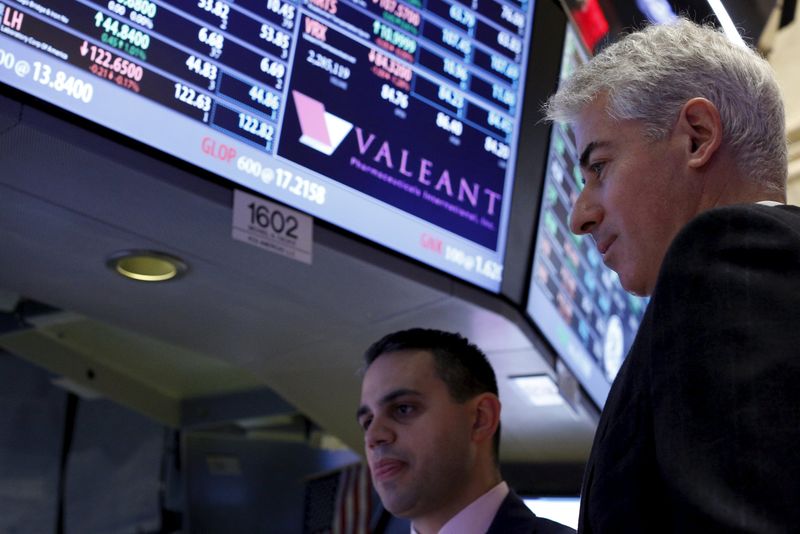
[100,0,294,151]
[1,0,215,122]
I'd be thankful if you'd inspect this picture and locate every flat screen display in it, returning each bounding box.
[0,0,540,291]
[525,26,648,407]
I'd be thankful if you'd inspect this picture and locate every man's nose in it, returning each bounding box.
[365,417,394,449]
[569,190,603,235]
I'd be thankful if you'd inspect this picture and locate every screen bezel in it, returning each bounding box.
[0,0,571,302]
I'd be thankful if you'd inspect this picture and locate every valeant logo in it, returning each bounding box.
[292,91,353,155]
[291,90,501,228]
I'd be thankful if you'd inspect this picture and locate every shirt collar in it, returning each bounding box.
[757,200,784,206]
[411,481,509,534]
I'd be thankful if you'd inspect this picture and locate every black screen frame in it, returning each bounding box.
[499,0,567,306]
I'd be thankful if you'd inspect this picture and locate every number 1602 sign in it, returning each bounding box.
[232,189,313,264]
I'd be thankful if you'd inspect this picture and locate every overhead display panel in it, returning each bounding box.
[0,0,540,291]
[526,27,648,407]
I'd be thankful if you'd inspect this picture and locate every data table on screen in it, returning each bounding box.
[0,0,543,291]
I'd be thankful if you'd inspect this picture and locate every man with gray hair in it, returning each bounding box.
[545,18,800,532]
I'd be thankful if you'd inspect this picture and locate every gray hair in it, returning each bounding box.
[544,18,787,191]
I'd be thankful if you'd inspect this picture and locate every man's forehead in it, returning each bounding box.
[361,350,437,398]
[573,97,614,147]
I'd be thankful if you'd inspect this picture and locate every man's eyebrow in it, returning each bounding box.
[579,141,609,169]
[356,388,422,421]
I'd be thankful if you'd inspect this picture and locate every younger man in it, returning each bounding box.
[357,328,574,534]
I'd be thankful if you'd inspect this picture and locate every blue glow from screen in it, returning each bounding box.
[636,0,677,23]
[524,497,580,529]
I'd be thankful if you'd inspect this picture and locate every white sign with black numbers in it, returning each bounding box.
[232,189,313,265]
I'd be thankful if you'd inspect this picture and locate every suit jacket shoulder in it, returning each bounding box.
[579,203,800,533]
[486,491,576,534]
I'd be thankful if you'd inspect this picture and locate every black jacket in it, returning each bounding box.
[486,491,575,534]
[579,204,800,533]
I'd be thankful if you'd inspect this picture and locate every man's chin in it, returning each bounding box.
[377,487,419,518]
[380,497,415,519]
[618,271,653,297]
[624,284,649,297]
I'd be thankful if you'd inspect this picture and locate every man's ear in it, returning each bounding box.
[471,393,501,445]
[676,97,723,169]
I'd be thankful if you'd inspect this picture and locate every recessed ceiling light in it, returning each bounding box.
[108,250,188,282]
[510,374,565,407]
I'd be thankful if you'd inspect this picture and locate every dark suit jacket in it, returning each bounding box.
[487,491,576,533]
[578,204,800,533]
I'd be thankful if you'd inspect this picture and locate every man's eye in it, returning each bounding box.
[589,161,605,176]
[359,417,372,431]
[394,404,415,417]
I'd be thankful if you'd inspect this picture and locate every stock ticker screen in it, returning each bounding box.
[0,0,539,291]
[526,27,648,407]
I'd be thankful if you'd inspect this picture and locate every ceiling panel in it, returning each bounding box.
[0,92,596,465]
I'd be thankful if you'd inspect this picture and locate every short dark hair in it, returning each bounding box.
[364,328,501,462]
